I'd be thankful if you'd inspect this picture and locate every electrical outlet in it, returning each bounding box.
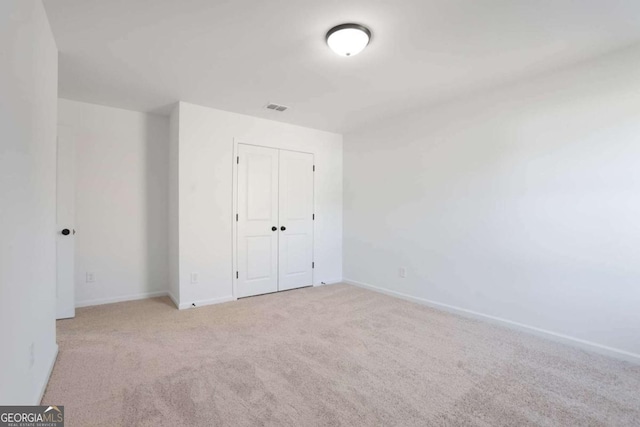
[190,272,199,284]
[399,267,407,278]
[86,272,95,283]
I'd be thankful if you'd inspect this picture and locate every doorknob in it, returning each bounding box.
[271,226,277,231]
[61,228,70,236]
[280,226,286,231]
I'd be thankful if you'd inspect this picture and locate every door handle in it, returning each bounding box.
[61,228,70,236]
[280,226,286,231]
[271,226,277,231]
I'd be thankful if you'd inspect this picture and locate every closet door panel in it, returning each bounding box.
[237,144,279,297]
[278,150,314,291]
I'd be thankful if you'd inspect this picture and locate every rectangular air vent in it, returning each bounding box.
[265,103,289,112]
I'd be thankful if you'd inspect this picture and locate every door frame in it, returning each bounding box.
[231,139,315,299]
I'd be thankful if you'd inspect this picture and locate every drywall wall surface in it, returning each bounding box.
[58,99,170,306]
[176,102,343,306]
[0,0,59,404]
[168,104,180,305]
[344,45,640,356]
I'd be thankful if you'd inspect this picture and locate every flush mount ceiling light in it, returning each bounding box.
[326,23,371,57]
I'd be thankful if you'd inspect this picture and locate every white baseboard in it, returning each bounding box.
[314,279,343,286]
[167,291,180,309]
[76,290,234,310]
[178,295,236,310]
[344,279,640,364]
[75,290,168,308]
[37,344,58,404]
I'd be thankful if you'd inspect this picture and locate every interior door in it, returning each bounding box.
[278,150,314,291]
[56,125,75,319]
[236,144,280,298]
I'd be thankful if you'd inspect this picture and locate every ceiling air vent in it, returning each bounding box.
[265,103,289,112]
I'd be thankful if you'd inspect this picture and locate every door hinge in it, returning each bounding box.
[237,156,239,164]
[312,262,315,269]
[236,213,238,221]
[312,213,315,220]
[313,165,315,172]
[236,271,238,279]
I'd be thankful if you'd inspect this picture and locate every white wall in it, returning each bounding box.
[174,102,343,307]
[58,99,170,307]
[344,45,640,359]
[168,105,180,303]
[0,0,58,404]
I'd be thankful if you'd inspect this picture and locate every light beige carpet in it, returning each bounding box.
[43,284,640,426]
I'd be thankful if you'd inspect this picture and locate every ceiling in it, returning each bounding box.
[44,0,640,133]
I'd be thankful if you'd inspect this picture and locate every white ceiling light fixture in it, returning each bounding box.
[326,23,371,57]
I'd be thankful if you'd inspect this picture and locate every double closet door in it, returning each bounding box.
[236,144,314,298]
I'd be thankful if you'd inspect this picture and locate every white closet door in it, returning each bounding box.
[56,125,76,319]
[278,150,314,291]
[237,144,279,298]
